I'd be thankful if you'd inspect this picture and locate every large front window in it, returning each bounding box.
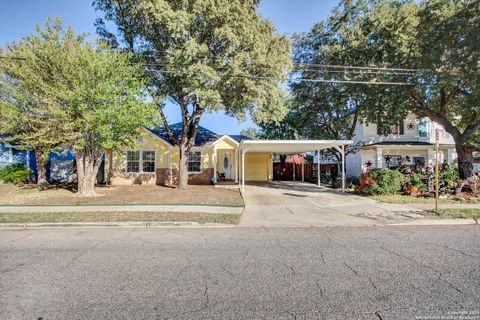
[188,151,202,173]
[126,150,155,173]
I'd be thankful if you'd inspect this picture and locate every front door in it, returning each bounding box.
[221,153,233,180]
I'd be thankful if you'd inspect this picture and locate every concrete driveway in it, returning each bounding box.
[240,181,398,227]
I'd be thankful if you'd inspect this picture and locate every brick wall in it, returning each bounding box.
[156,168,213,186]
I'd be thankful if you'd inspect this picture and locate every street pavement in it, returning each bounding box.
[1,226,479,320]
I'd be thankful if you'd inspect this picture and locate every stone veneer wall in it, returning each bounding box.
[156,168,214,186]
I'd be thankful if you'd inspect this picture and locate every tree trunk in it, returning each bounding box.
[75,150,103,197]
[455,144,474,180]
[34,148,49,190]
[178,143,190,190]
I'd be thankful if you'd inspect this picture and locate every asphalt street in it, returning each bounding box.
[1,226,479,320]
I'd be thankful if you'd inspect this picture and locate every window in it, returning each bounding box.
[126,150,155,173]
[385,155,403,168]
[126,151,140,173]
[418,118,427,137]
[413,156,425,167]
[142,150,155,173]
[188,151,202,173]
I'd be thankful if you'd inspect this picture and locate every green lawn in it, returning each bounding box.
[433,208,480,220]
[369,194,480,205]
[0,212,241,224]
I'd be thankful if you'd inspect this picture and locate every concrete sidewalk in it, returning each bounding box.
[0,204,244,214]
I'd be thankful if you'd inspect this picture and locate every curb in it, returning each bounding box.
[0,219,477,229]
[0,205,244,214]
[0,221,239,229]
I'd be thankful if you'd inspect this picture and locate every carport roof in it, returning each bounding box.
[240,139,353,154]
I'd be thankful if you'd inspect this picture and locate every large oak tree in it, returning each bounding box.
[94,0,292,189]
[291,0,479,179]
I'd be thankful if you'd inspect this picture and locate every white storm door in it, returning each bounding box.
[221,153,233,179]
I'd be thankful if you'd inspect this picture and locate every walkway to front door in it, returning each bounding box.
[240,181,395,227]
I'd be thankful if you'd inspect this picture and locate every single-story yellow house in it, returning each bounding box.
[108,123,352,192]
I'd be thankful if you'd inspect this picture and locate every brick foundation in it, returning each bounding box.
[156,168,214,186]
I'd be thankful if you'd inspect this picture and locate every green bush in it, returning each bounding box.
[333,175,360,189]
[0,163,32,184]
[365,168,404,195]
[440,164,459,188]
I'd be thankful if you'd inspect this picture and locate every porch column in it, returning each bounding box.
[447,148,453,164]
[167,147,172,184]
[235,147,239,183]
[341,145,346,192]
[213,146,217,183]
[375,148,383,168]
[317,150,320,186]
[427,148,435,167]
[241,150,245,193]
[301,156,304,182]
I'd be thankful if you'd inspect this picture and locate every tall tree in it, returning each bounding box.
[94,0,292,189]
[0,23,74,188]
[3,19,157,196]
[293,0,479,179]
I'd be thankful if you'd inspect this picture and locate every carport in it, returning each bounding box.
[239,140,353,193]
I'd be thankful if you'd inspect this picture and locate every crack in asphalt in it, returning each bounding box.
[379,246,465,302]
[374,310,383,320]
[343,262,384,296]
[420,241,480,260]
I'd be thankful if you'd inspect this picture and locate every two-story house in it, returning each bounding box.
[346,114,457,177]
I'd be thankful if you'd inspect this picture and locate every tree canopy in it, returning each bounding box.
[1,19,157,196]
[94,0,292,189]
[290,0,479,178]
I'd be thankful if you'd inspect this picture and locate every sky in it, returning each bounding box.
[0,0,339,134]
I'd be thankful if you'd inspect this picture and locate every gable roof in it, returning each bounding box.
[229,134,251,143]
[147,123,221,147]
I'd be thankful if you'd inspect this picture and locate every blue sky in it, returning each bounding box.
[0,0,339,134]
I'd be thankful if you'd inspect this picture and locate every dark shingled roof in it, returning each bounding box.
[228,135,251,143]
[146,123,221,147]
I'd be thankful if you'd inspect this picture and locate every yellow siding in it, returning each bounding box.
[215,137,237,150]
[243,153,272,181]
[170,148,213,170]
[113,129,170,171]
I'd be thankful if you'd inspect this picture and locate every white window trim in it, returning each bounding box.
[187,151,203,174]
[125,149,156,174]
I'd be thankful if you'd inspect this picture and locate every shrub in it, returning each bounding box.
[333,175,360,189]
[0,163,33,184]
[440,164,459,188]
[364,168,404,195]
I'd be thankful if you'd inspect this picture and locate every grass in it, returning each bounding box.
[432,208,480,220]
[0,211,241,224]
[369,194,480,204]
[0,184,245,207]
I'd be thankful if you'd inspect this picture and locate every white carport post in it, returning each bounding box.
[341,144,345,192]
[317,150,320,187]
[241,149,245,193]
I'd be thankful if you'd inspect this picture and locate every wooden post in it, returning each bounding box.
[341,145,345,192]
[435,129,439,212]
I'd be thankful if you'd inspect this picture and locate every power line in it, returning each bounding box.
[145,69,412,86]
